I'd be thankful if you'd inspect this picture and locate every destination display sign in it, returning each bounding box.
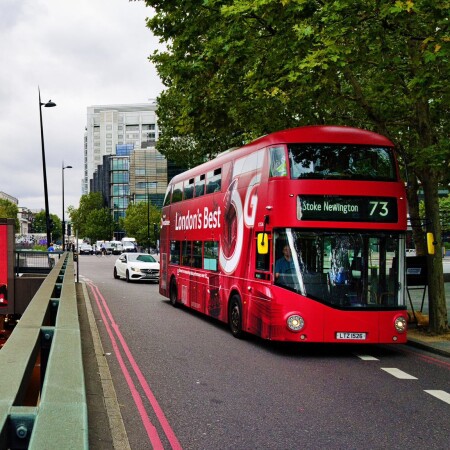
[297,196,398,222]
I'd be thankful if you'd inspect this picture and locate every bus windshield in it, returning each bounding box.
[288,144,396,181]
[274,229,405,309]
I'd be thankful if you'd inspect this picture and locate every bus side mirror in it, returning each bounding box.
[257,233,269,255]
[427,232,435,255]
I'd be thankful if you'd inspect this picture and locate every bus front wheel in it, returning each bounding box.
[229,295,243,339]
[169,278,178,307]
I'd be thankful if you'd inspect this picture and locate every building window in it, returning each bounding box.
[112,172,129,183]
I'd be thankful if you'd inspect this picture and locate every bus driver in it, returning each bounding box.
[275,245,295,283]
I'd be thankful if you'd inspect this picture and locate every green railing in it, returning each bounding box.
[0,253,88,449]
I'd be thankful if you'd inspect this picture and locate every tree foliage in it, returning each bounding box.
[122,201,161,249]
[32,211,62,242]
[0,198,19,229]
[144,0,449,331]
[68,192,114,242]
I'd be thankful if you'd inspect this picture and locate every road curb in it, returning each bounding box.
[406,337,450,358]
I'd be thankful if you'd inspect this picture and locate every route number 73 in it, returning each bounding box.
[369,201,389,217]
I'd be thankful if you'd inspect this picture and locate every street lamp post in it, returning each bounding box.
[39,88,56,247]
[62,162,73,251]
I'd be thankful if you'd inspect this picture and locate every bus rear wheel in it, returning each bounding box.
[169,278,178,307]
[229,295,243,339]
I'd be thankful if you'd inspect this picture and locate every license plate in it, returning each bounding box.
[336,332,367,340]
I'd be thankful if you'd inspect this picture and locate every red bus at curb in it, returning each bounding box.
[159,126,408,344]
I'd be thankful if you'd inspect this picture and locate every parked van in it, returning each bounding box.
[121,237,137,253]
[110,240,123,255]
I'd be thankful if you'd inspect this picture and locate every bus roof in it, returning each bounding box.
[243,125,394,149]
[169,125,395,184]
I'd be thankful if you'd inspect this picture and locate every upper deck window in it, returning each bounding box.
[269,147,288,177]
[195,174,205,197]
[288,144,396,181]
[163,185,172,206]
[206,168,222,194]
[184,178,194,200]
[172,182,183,203]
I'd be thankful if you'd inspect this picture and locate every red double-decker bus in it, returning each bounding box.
[159,126,408,343]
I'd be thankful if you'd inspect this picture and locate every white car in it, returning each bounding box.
[113,253,160,282]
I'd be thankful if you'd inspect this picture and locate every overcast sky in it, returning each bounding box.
[0,0,164,217]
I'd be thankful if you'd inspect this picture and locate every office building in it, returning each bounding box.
[85,102,168,221]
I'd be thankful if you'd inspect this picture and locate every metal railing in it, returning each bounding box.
[0,253,88,449]
[15,251,64,275]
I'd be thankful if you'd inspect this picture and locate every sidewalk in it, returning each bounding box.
[405,278,450,357]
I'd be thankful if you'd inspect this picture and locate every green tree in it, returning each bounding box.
[144,0,449,332]
[68,192,106,239]
[0,199,19,229]
[32,211,62,243]
[84,208,115,243]
[122,201,160,249]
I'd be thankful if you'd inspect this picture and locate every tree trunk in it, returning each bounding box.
[421,172,448,333]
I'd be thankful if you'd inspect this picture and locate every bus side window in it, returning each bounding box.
[195,174,205,197]
[172,182,183,203]
[192,240,202,268]
[206,168,222,194]
[170,241,180,265]
[182,241,192,266]
[204,241,218,271]
[184,178,194,200]
[269,146,287,177]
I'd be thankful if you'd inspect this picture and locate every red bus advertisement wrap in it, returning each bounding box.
[0,223,9,309]
[160,126,408,343]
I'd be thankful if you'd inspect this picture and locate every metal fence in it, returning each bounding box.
[15,251,65,275]
[0,252,88,449]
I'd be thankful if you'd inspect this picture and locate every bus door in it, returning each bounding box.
[204,241,221,319]
[181,240,205,311]
[245,232,273,338]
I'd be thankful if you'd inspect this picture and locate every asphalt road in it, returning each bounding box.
[79,255,450,450]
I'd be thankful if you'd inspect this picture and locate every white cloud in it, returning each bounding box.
[0,0,164,215]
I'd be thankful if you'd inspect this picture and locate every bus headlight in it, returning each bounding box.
[394,316,407,333]
[287,315,304,332]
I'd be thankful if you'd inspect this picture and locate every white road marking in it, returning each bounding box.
[356,354,379,361]
[381,368,418,379]
[424,390,450,405]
